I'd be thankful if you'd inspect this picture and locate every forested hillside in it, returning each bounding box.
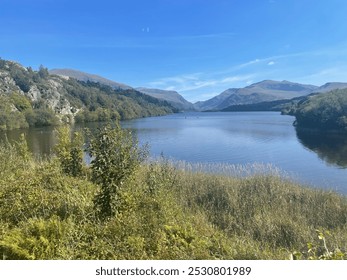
[288,88,347,132]
[0,58,175,130]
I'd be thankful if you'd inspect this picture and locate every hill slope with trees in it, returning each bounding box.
[0,58,175,130]
[288,88,347,132]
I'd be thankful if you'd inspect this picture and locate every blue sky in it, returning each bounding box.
[1,0,347,102]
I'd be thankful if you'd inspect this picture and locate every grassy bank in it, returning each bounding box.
[0,131,346,260]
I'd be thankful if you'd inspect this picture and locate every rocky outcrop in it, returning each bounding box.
[0,60,76,122]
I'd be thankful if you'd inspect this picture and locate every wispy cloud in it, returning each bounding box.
[295,67,347,85]
[147,44,347,102]
[147,73,254,102]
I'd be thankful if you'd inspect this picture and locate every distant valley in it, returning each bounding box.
[2,59,347,133]
[50,68,194,112]
[49,68,347,115]
[136,87,194,111]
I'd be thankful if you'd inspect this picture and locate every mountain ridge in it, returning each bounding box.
[49,68,133,90]
[136,87,194,111]
[194,80,347,111]
[50,69,193,111]
[194,80,320,111]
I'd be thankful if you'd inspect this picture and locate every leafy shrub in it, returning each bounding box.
[87,122,147,220]
[54,126,84,177]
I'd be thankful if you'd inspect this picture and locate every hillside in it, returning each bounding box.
[136,87,194,111]
[195,80,318,111]
[315,82,347,93]
[50,69,194,111]
[49,68,132,90]
[0,59,175,130]
[221,82,347,113]
[289,88,347,132]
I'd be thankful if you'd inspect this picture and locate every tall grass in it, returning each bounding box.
[1,144,346,259]
[145,159,347,259]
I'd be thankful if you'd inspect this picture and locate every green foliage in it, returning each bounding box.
[54,126,84,177]
[29,108,59,127]
[38,65,49,79]
[9,66,32,92]
[0,216,75,260]
[15,133,32,162]
[0,95,29,130]
[292,89,347,131]
[0,92,58,130]
[10,92,32,112]
[0,136,346,260]
[66,80,175,123]
[291,230,347,260]
[87,122,147,220]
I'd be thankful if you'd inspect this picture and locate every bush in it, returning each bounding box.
[54,126,84,177]
[87,122,147,220]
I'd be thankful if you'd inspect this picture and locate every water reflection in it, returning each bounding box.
[1,112,346,194]
[0,127,57,157]
[296,129,347,168]
[0,122,140,158]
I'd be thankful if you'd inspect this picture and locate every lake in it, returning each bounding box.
[2,112,346,194]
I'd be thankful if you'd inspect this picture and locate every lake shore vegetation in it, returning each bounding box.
[0,124,346,260]
[286,88,347,132]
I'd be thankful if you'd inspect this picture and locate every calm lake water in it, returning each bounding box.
[2,112,347,194]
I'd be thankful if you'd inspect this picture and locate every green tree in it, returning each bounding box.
[87,122,147,220]
[10,92,32,112]
[38,65,49,79]
[15,134,32,162]
[54,126,84,177]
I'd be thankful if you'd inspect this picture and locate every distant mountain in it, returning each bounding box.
[194,90,236,111]
[136,87,194,111]
[315,82,347,93]
[49,68,132,90]
[222,82,347,113]
[195,80,318,111]
[50,69,194,111]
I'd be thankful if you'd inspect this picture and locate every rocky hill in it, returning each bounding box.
[0,59,175,130]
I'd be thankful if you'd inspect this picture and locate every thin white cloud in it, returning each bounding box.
[295,67,347,85]
[147,44,347,101]
[149,73,253,94]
